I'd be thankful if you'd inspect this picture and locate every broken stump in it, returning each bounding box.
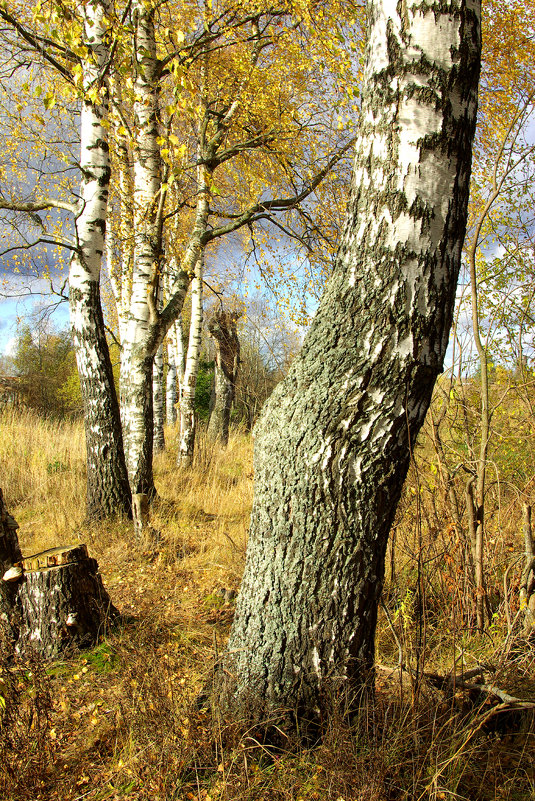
[0,489,118,659]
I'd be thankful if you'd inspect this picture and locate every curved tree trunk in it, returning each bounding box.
[220,0,481,720]
[207,310,241,446]
[70,0,131,520]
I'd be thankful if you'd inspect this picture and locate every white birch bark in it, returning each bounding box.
[166,325,178,426]
[207,310,241,446]
[178,254,204,467]
[153,284,165,452]
[108,76,134,348]
[164,264,183,426]
[220,0,482,720]
[69,0,131,519]
[118,13,256,492]
[120,0,162,495]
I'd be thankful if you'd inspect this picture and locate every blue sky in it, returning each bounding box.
[0,291,70,357]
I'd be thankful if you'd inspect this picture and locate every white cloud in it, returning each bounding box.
[3,336,16,357]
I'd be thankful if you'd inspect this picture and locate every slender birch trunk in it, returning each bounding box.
[166,327,178,426]
[108,78,134,350]
[178,255,204,467]
[121,0,162,496]
[220,0,481,720]
[153,285,166,452]
[70,0,131,520]
[164,266,183,426]
[207,310,241,446]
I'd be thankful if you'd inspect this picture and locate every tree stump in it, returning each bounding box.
[0,489,118,658]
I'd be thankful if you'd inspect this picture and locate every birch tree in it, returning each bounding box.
[0,0,131,520]
[207,308,241,446]
[177,253,204,467]
[112,1,356,497]
[219,0,482,720]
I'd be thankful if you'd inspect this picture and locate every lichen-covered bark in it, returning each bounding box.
[207,310,241,446]
[70,0,131,520]
[222,0,481,718]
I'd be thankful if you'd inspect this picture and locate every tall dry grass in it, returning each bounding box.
[0,407,86,551]
[1,408,534,801]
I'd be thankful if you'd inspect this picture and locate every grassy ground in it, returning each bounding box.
[0,408,534,801]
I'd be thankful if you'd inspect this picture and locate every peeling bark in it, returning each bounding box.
[220,0,482,720]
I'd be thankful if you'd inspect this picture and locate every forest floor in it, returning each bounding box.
[1,409,534,801]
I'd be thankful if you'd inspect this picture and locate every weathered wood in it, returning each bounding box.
[0,488,118,658]
[16,554,118,658]
[22,544,89,571]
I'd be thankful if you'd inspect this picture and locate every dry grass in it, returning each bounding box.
[0,407,86,551]
[1,410,534,801]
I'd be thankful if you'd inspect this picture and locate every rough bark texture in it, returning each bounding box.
[0,491,116,658]
[16,545,118,659]
[69,0,131,520]
[221,0,481,719]
[207,311,241,446]
[72,281,132,518]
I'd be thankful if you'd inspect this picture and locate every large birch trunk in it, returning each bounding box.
[70,0,131,520]
[207,310,241,446]
[178,256,204,467]
[221,0,481,720]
